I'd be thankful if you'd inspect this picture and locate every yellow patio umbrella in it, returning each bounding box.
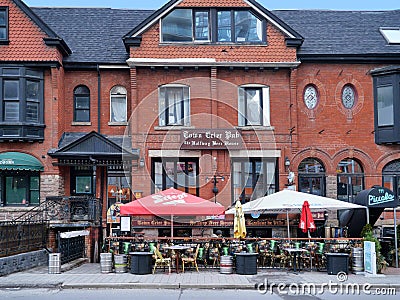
[234,200,247,239]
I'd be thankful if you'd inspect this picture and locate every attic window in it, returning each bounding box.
[0,7,8,42]
[380,28,400,44]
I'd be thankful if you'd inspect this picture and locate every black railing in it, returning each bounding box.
[58,235,86,264]
[44,196,102,224]
[0,221,48,258]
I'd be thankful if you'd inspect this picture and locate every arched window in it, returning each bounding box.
[73,85,90,122]
[337,158,364,202]
[298,158,326,196]
[110,86,127,123]
[382,159,400,201]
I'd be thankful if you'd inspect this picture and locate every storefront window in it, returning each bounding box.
[107,175,131,208]
[232,158,276,204]
[298,158,326,196]
[337,158,364,202]
[152,158,199,195]
[382,159,400,202]
[0,172,40,206]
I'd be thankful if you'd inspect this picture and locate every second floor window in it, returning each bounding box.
[159,85,190,127]
[238,86,270,127]
[110,86,127,123]
[0,7,8,42]
[73,85,90,122]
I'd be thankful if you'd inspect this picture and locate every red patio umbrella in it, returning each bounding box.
[120,188,225,238]
[299,200,316,237]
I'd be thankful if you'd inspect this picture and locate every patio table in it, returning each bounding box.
[164,245,190,273]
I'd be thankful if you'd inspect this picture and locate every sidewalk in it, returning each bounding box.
[1,262,400,290]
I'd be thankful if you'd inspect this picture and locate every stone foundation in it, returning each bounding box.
[0,249,49,277]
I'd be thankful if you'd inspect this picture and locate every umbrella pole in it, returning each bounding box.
[287,210,290,241]
[171,215,174,240]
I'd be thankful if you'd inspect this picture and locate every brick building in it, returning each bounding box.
[1,0,400,246]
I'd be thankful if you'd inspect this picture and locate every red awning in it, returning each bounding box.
[120,188,225,216]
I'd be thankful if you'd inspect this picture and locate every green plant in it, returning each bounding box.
[361,224,387,273]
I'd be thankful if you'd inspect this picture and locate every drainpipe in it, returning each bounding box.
[97,65,101,134]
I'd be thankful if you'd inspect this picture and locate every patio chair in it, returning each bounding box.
[182,244,200,272]
[152,246,171,274]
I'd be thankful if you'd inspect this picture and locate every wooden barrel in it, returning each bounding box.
[352,247,364,273]
[114,254,128,273]
[48,253,61,274]
[100,253,113,273]
[220,255,233,274]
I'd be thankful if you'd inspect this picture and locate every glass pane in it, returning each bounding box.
[187,162,197,195]
[235,11,262,42]
[154,162,163,192]
[218,11,232,42]
[30,176,39,189]
[233,161,244,202]
[110,96,127,122]
[165,162,175,189]
[337,159,363,174]
[26,80,39,101]
[195,11,209,41]
[26,102,39,122]
[245,89,261,125]
[383,176,394,191]
[30,191,40,205]
[252,161,265,199]
[74,86,89,94]
[26,69,42,78]
[4,80,19,99]
[75,96,90,108]
[238,88,245,126]
[5,176,27,205]
[0,28,5,39]
[299,177,312,194]
[75,110,89,122]
[298,158,325,173]
[162,9,192,42]
[377,85,394,126]
[4,102,19,121]
[76,176,92,194]
[0,10,5,25]
[159,88,166,126]
[2,68,19,75]
[166,88,183,125]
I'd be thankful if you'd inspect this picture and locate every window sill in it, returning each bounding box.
[0,40,10,45]
[154,126,195,131]
[108,122,128,126]
[72,122,91,126]
[236,126,275,131]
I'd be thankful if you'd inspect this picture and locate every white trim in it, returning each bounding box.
[99,65,130,69]
[148,150,202,157]
[127,57,300,68]
[244,0,296,39]
[133,0,184,37]
[230,149,281,158]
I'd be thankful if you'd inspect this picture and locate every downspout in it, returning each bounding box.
[97,65,101,134]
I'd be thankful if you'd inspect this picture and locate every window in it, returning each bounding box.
[152,158,199,195]
[0,172,40,206]
[71,166,93,195]
[380,28,400,45]
[238,86,270,126]
[107,165,132,208]
[110,86,127,123]
[0,66,44,140]
[161,9,265,44]
[337,159,364,202]
[382,160,400,202]
[232,158,276,204]
[377,85,394,126]
[298,158,326,196]
[159,85,190,126]
[341,84,356,109]
[0,7,8,42]
[73,85,90,122]
[303,85,319,109]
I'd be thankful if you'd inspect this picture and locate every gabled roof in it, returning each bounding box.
[12,0,71,55]
[48,131,139,159]
[123,0,303,48]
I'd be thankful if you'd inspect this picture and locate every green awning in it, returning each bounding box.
[0,152,44,171]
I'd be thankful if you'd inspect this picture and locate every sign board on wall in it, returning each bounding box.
[180,129,243,150]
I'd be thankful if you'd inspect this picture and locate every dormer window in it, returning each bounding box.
[0,7,8,43]
[161,9,266,44]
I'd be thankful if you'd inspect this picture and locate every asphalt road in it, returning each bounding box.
[0,288,397,300]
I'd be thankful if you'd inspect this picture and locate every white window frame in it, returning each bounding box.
[238,84,270,127]
[110,86,127,123]
[158,84,190,127]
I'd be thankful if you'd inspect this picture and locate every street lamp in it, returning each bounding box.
[207,174,225,203]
